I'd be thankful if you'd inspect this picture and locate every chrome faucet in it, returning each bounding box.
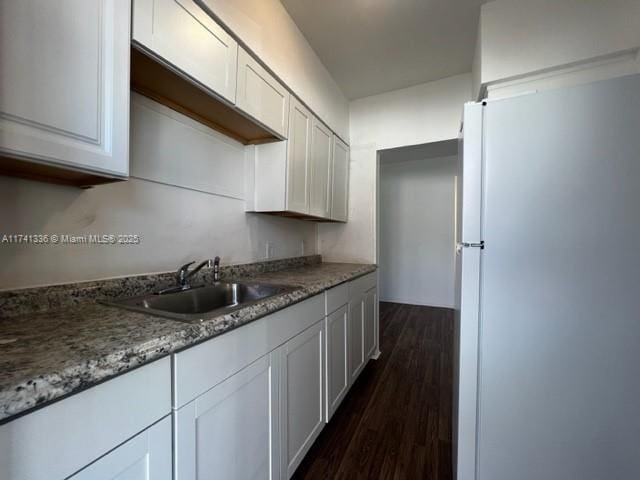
[176,259,214,289]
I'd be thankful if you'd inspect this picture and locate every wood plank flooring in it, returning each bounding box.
[293,302,454,480]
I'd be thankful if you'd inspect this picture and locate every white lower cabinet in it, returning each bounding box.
[175,353,280,480]
[348,293,366,383]
[348,272,379,384]
[0,358,171,480]
[1,275,377,480]
[279,320,325,479]
[70,416,172,480]
[325,304,349,421]
[364,287,378,360]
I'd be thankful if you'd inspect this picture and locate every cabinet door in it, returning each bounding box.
[326,304,349,421]
[70,416,172,480]
[331,136,350,221]
[280,320,325,478]
[236,47,290,138]
[364,287,378,360]
[286,97,313,214]
[133,0,238,103]
[175,353,280,480]
[309,118,333,218]
[0,0,130,176]
[349,295,366,383]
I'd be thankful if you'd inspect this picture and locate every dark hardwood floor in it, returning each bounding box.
[293,302,454,480]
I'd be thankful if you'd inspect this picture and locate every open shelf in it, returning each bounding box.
[131,47,281,146]
[0,156,125,189]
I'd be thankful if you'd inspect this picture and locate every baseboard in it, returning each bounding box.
[380,297,454,310]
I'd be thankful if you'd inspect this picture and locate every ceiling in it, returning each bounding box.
[281,0,489,100]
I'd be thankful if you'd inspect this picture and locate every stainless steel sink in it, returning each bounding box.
[106,282,296,323]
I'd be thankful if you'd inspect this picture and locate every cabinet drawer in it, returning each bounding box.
[325,282,349,315]
[236,47,290,138]
[173,294,324,408]
[348,271,377,298]
[0,357,171,480]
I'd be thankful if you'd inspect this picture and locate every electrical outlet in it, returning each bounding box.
[265,242,274,259]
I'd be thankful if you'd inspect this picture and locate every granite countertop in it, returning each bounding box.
[0,260,376,423]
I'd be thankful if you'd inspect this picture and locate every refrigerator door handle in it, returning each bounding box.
[458,241,485,251]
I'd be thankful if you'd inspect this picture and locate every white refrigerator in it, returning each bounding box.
[453,74,640,480]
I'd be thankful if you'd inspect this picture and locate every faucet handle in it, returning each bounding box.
[213,256,221,282]
[177,261,195,285]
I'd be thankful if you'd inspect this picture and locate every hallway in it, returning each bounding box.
[293,302,454,480]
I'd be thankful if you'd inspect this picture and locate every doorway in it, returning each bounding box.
[377,140,459,308]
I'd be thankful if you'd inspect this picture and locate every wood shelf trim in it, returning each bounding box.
[130,47,282,146]
[0,156,125,188]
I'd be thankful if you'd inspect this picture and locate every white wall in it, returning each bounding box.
[349,73,471,152]
[379,155,457,308]
[0,98,316,290]
[477,0,640,91]
[318,73,472,264]
[200,0,349,141]
[471,23,482,101]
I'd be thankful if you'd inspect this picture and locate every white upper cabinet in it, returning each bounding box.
[133,0,238,104]
[0,0,130,180]
[330,136,350,222]
[286,97,313,214]
[236,47,290,138]
[309,119,333,218]
[245,109,350,221]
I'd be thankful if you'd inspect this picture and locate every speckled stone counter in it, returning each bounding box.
[0,258,376,423]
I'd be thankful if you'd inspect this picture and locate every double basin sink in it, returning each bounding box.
[107,282,296,323]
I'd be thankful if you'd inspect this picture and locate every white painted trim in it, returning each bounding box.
[375,150,381,265]
[379,156,454,169]
[379,297,455,310]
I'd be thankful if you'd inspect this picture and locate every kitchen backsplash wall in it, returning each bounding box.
[0,97,317,290]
